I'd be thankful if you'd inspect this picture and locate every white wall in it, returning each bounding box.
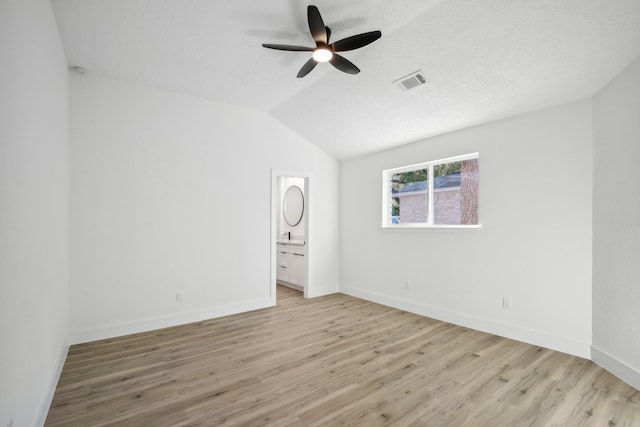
[592,56,640,389]
[340,100,593,357]
[69,75,339,342]
[0,0,70,426]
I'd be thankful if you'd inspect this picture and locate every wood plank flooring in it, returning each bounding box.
[46,286,640,426]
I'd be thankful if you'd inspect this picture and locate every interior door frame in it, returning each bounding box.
[271,169,311,300]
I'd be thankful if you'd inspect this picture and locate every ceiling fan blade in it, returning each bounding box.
[331,31,382,52]
[297,58,318,78]
[262,44,314,52]
[308,5,327,45]
[330,54,360,75]
[326,27,332,44]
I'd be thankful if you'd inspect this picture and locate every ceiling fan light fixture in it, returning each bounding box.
[262,5,381,77]
[312,47,333,63]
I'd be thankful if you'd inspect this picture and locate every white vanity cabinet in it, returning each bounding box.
[276,241,306,290]
[276,242,290,283]
[288,245,306,287]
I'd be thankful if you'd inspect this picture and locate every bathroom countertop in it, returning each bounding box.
[277,239,305,246]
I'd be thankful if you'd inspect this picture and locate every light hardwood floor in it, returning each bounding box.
[46,286,640,426]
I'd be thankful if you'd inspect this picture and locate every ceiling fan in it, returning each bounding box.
[262,5,382,78]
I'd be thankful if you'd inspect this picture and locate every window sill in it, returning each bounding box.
[380,224,482,233]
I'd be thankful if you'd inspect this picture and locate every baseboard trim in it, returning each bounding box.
[591,345,640,391]
[34,337,69,427]
[340,285,590,358]
[69,298,275,345]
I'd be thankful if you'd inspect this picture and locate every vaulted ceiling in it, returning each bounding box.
[52,0,640,160]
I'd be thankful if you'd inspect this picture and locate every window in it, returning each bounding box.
[382,153,479,227]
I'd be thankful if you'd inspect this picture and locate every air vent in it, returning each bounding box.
[393,71,426,91]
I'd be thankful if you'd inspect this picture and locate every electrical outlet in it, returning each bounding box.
[404,280,411,290]
[502,297,511,310]
[176,291,183,303]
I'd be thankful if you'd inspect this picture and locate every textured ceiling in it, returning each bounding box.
[52,0,640,160]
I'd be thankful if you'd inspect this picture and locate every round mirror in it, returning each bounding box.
[283,185,304,226]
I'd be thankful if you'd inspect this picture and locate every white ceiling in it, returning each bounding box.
[52,0,640,160]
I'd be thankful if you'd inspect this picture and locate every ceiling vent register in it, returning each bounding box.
[394,71,426,91]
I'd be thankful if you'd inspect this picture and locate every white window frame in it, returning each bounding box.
[381,152,480,229]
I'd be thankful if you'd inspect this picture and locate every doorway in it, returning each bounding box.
[271,170,310,301]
